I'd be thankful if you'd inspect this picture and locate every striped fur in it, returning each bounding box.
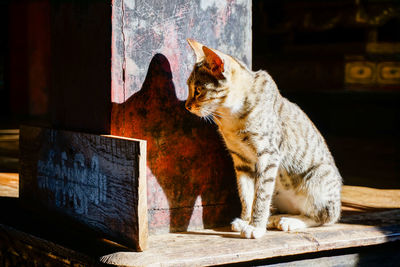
[186,40,342,239]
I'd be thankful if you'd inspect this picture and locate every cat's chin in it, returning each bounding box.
[193,111,213,119]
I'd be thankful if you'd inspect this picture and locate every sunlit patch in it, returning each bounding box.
[187,195,204,230]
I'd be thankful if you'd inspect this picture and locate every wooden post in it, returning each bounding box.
[19,126,148,251]
[111,0,252,235]
[49,1,111,133]
[31,0,251,236]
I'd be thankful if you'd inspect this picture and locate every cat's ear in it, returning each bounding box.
[187,39,205,62]
[187,39,226,78]
[202,46,224,79]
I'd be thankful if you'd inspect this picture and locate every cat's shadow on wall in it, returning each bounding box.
[111,54,240,234]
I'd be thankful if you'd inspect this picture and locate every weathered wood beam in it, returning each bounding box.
[19,125,147,250]
[101,209,400,266]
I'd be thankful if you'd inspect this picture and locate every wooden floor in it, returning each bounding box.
[100,188,400,266]
[2,172,400,266]
[0,173,18,198]
[0,129,19,173]
[101,211,400,266]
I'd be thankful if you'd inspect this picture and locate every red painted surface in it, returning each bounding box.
[7,0,248,236]
[111,0,251,234]
[27,1,50,116]
[111,54,239,234]
[8,1,50,117]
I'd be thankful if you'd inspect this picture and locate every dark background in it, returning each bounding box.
[252,0,400,188]
[1,0,399,188]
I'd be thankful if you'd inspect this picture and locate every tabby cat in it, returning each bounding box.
[185,39,342,239]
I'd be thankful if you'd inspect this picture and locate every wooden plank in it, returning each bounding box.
[101,209,400,266]
[0,156,19,173]
[0,223,103,266]
[101,185,400,266]
[0,129,19,135]
[0,173,19,198]
[0,128,20,173]
[251,242,400,267]
[342,185,400,213]
[0,129,19,156]
[366,42,400,54]
[19,125,148,251]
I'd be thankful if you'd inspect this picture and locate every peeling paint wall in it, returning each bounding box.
[112,0,252,103]
[111,0,251,234]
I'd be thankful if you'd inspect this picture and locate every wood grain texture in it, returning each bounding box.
[0,129,19,173]
[111,0,251,235]
[342,185,400,213]
[0,173,18,198]
[19,126,148,251]
[101,186,400,265]
[0,223,102,266]
[101,209,400,266]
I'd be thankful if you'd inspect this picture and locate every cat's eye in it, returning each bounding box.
[194,86,201,97]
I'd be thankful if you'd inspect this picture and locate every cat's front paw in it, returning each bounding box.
[231,218,249,232]
[241,225,266,239]
[277,217,307,232]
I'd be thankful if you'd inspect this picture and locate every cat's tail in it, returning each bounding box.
[313,199,341,225]
[305,166,342,226]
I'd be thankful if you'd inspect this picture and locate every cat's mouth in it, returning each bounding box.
[185,101,218,119]
[186,105,212,118]
[191,109,210,118]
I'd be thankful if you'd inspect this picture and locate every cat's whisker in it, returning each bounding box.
[212,110,226,116]
[213,109,232,119]
[212,115,222,125]
[209,114,218,124]
[201,109,220,125]
[209,111,222,121]
[204,114,214,124]
[211,112,222,118]
[202,108,217,119]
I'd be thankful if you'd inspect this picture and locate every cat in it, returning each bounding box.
[185,39,342,239]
